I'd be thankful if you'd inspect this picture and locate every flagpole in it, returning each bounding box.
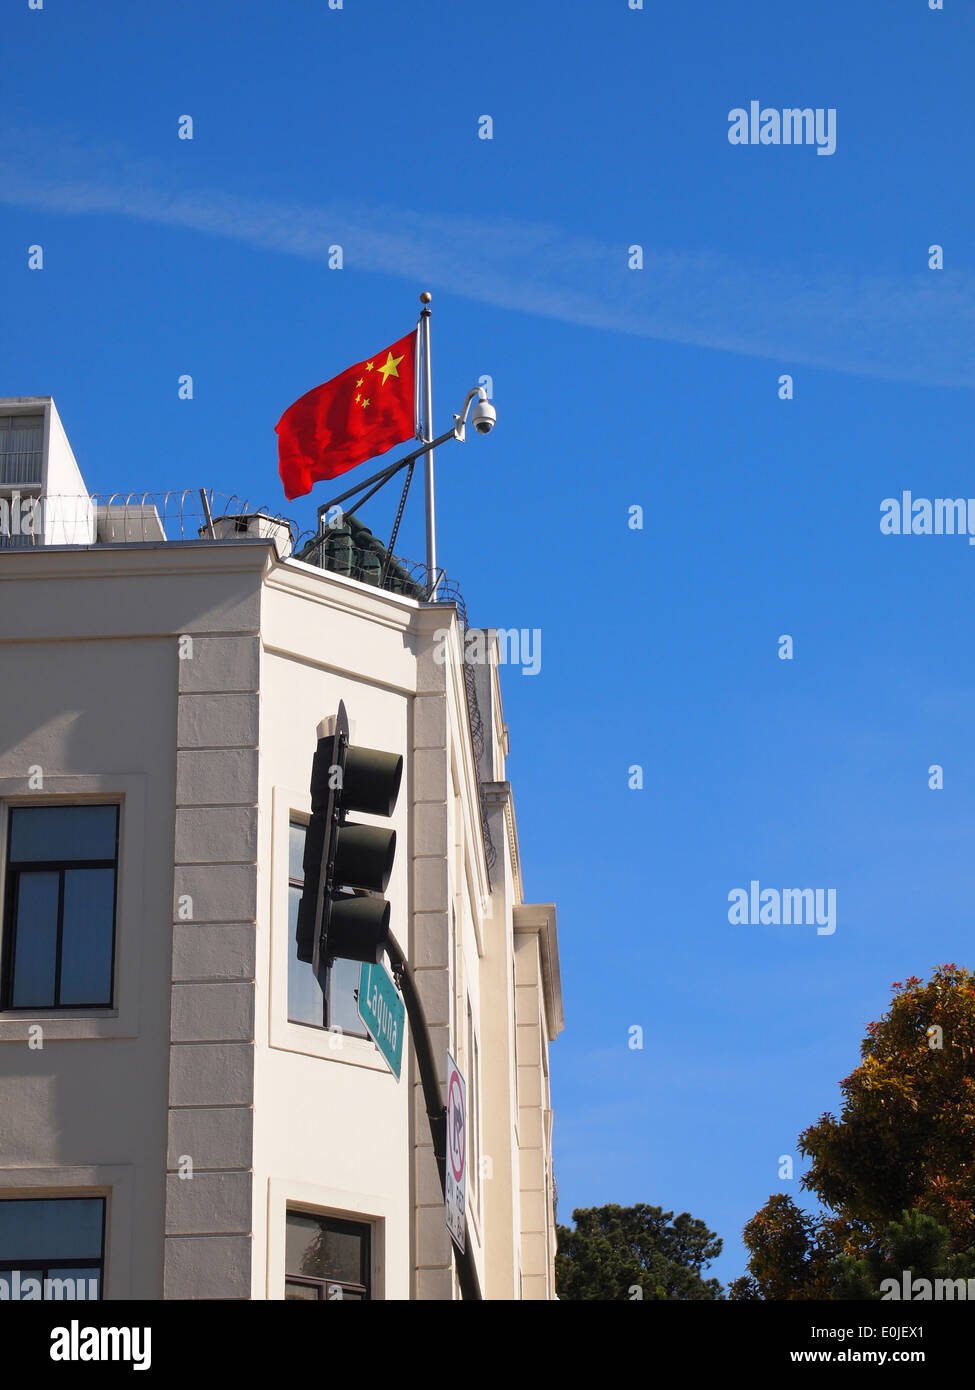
[419,290,437,595]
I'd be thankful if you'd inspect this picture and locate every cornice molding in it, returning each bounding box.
[513,901,564,1040]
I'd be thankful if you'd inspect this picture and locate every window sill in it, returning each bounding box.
[270,1018,392,1072]
[0,1010,135,1042]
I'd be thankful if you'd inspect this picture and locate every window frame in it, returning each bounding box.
[0,1195,106,1301]
[0,411,44,489]
[0,803,120,1011]
[284,1209,371,1301]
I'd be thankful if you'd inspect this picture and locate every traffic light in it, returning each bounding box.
[296,701,403,975]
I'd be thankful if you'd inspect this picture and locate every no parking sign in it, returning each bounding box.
[445,1051,466,1253]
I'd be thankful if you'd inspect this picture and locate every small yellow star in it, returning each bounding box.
[377,350,404,385]
[356,378,363,388]
[365,361,374,372]
[361,397,370,408]
[355,393,361,403]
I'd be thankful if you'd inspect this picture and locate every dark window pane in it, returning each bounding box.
[286,1213,365,1284]
[329,957,367,1036]
[0,414,44,430]
[0,1199,103,1262]
[289,822,306,882]
[58,869,115,1005]
[10,872,59,1006]
[287,885,325,1026]
[10,806,117,863]
[286,1214,320,1275]
[285,1280,319,1301]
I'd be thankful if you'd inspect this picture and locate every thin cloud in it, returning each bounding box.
[1,130,972,387]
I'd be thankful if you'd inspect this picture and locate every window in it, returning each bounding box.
[1,805,119,1010]
[285,1211,370,1300]
[0,413,43,487]
[287,820,367,1036]
[0,1197,105,1300]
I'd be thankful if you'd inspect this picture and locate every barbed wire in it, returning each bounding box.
[0,490,296,547]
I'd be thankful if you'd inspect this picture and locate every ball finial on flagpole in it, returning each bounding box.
[420,291,432,304]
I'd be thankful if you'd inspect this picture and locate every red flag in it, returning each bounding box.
[276,331,417,501]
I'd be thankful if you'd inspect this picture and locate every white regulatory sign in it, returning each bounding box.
[444,1051,466,1253]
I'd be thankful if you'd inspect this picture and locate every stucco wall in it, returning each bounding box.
[0,629,179,1298]
[0,542,266,1299]
[252,564,416,1299]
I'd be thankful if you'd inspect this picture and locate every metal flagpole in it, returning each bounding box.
[419,290,437,596]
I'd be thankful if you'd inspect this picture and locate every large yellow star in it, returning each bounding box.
[377,350,404,385]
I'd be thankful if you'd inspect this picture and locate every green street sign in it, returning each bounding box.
[357,961,405,1080]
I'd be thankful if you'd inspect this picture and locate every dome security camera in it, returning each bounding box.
[471,399,497,434]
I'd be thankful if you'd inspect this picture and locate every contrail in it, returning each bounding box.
[1,129,971,387]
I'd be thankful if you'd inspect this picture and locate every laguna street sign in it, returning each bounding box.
[357,961,405,1080]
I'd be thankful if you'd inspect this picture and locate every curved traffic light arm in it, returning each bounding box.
[386,932,482,1302]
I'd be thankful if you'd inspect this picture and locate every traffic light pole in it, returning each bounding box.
[386,932,482,1302]
[297,705,480,1300]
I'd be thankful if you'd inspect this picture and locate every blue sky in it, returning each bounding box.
[3,0,974,1287]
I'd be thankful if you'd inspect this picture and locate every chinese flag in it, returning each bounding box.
[276,331,417,501]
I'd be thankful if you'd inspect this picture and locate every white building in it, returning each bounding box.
[0,397,563,1300]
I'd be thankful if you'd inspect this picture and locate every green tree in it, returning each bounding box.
[734,965,975,1298]
[799,964,975,1253]
[733,1202,975,1300]
[556,1202,723,1300]
[834,1209,975,1299]
[728,1194,843,1300]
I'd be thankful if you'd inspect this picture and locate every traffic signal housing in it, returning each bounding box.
[296,702,403,975]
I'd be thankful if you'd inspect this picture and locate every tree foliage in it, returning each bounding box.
[834,1209,975,1300]
[728,1195,843,1300]
[733,965,975,1298]
[556,1202,723,1300]
[730,1201,975,1300]
[799,963,975,1251]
